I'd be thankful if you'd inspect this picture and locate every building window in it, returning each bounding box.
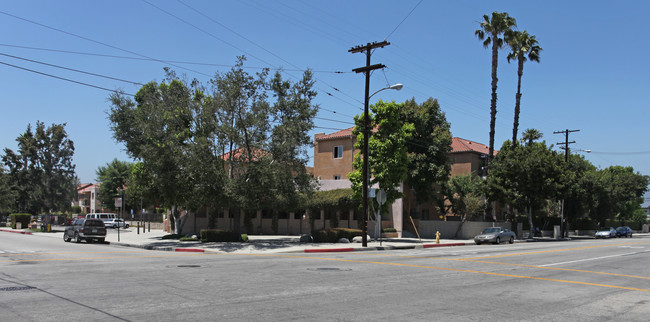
[333,145,343,159]
[333,175,341,180]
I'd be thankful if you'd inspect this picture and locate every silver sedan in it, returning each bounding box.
[474,227,516,245]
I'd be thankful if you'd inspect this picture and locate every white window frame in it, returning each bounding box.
[333,145,343,159]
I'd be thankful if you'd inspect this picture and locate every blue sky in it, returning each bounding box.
[1,0,649,203]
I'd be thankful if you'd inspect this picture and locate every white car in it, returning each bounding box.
[104,218,129,229]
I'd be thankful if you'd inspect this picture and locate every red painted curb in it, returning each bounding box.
[0,229,32,235]
[175,248,205,252]
[305,248,355,253]
[422,243,467,248]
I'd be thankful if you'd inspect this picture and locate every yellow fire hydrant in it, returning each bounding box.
[436,231,440,244]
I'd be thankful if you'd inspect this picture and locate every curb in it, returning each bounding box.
[303,242,470,253]
[0,229,33,235]
[175,248,205,252]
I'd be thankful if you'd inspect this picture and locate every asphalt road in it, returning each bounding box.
[1,233,649,321]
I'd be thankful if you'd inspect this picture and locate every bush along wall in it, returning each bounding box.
[311,228,362,243]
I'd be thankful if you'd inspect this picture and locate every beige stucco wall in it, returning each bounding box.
[313,137,356,180]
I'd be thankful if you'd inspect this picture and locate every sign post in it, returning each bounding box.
[375,189,386,246]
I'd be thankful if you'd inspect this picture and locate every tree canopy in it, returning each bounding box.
[2,122,77,214]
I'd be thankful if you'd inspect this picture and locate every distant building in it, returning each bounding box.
[72,183,101,214]
[313,127,496,237]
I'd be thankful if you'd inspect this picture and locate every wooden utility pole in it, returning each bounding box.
[554,129,580,238]
[349,41,389,247]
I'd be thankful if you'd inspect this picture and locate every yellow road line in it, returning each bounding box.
[229,254,650,293]
[462,241,650,260]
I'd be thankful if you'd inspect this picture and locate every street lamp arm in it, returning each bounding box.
[369,83,403,99]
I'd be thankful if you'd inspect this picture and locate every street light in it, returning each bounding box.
[361,83,403,247]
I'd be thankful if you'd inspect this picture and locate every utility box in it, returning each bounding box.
[553,225,561,239]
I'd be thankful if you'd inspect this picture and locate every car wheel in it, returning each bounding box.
[87,238,93,244]
[113,225,117,229]
[475,242,481,245]
[63,232,71,242]
[495,237,501,244]
[125,224,129,228]
[629,234,632,238]
[74,232,81,243]
[509,236,514,244]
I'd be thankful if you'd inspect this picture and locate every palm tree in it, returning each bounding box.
[506,30,542,146]
[521,128,543,146]
[475,12,517,161]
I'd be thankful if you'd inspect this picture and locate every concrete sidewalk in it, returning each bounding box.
[1,226,478,253]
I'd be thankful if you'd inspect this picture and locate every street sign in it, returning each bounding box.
[376,189,386,205]
[114,197,122,207]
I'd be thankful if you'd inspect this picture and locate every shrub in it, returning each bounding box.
[161,234,183,240]
[241,234,249,242]
[382,227,397,233]
[200,229,242,242]
[10,213,31,229]
[179,237,199,241]
[311,228,362,243]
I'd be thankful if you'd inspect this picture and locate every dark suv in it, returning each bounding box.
[63,219,107,243]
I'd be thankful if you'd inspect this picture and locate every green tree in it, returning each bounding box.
[96,159,134,211]
[109,71,197,233]
[401,98,452,212]
[488,140,564,238]
[521,128,543,146]
[588,166,649,225]
[505,30,542,145]
[2,122,77,214]
[0,166,16,213]
[475,11,517,159]
[448,174,486,237]
[349,100,414,213]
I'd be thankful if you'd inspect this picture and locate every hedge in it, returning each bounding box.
[200,229,242,242]
[10,213,31,229]
[311,228,363,243]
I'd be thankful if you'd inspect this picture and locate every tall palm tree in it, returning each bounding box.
[475,12,516,161]
[506,30,542,146]
[521,128,543,146]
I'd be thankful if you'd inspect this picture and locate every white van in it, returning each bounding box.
[85,213,118,222]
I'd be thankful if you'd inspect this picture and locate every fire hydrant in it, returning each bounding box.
[435,231,440,244]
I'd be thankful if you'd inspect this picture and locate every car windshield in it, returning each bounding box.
[598,228,612,232]
[482,228,500,234]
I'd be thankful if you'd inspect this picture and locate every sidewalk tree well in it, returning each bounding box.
[487,140,564,238]
[2,122,77,214]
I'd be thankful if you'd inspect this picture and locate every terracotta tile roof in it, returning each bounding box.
[315,128,495,155]
[220,147,267,161]
[451,137,494,155]
[315,127,355,141]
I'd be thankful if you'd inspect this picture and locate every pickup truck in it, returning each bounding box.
[63,219,107,243]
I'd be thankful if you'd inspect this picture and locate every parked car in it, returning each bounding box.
[615,226,633,238]
[474,227,516,245]
[63,219,107,243]
[595,227,616,239]
[104,218,129,229]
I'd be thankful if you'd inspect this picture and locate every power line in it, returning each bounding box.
[0,52,144,85]
[0,43,346,73]
[0,61,133,96]
[385,0,424,40]
[160,0,364,106]
[0,9,213,78]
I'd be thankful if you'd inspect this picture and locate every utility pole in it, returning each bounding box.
[554,129,580,238]
[349,40,389,247]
